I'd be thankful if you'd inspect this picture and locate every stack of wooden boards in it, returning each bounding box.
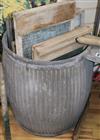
[13,0,92,60]
[32,26,92,60]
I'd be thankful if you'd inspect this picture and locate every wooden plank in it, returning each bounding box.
[15,8,84,57]
[77,35,100,46]
[32,26,92,61]
[13,1,76,36]
[72,89,91,140]
[32,42,84,61]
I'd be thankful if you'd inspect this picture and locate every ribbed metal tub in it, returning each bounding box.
[2,33,94,136]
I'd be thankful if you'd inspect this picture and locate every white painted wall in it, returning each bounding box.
[76,0,98,24]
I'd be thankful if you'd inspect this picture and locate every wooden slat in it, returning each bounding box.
[33,42,83,61]
[13,0,76,36]
[77,35,100,46]
[32,26,92,61]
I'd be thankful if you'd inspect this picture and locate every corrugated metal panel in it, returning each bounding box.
[76,0,97,24]
[2,33,94,136]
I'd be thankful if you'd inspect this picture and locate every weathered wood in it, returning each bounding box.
[77,35,100,46]
[11,41,16,53]
[32,26,92,61]
[15,8,84,57]
[72,90,91,140]
[13,1,76,36]
[33,42,84,61]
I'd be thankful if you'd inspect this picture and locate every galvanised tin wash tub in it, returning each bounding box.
[2,32,100,136]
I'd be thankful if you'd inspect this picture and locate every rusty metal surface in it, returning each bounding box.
[2,33,94,136]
